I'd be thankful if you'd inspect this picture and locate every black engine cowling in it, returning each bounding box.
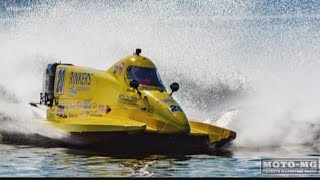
[40,63,73,107]
[40,63,57,106]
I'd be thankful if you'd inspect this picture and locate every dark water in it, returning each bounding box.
[0,142,318,177]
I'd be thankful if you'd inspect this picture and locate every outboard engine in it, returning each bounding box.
[40,63,58,107]
[40,62,74,107]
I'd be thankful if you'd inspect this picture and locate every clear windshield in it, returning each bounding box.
[127,66,165,90]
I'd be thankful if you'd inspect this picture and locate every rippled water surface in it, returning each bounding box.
[0,143,318,177]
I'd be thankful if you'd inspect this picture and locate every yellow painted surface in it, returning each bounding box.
[45,53,236,144]
[189,120,236,143]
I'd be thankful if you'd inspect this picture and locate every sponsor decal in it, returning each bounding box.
[113,62,125,75]
[97,105,111,114]
[85,109,90,115]
[68,86,77,97]
[56,68,67,95]
[68,86,90,97]
[69,72,93,86]
[57,107,67,118]
[167,105,183,113]
[261,158,319,174]
[58,101,67,107]
[57,105,65,110]
[118,94,138,105]
[157,98,176,104]
[57,106,64,112]
[60,114,67,118]
[146,106,154,113]
[119,62,125,75]
[70,103,76,109]
[98,105,106,112]
[141,105,154,115]
[77,101,83,108]
[84,100,91,109]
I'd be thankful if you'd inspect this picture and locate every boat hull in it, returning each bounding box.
[69,131,235,154]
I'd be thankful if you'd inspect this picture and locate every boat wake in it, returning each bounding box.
[0,84,74,147]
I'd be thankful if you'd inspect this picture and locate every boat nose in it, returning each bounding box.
[170,112,190,133]
[144,91,190,133]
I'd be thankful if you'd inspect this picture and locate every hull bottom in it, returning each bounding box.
[70,132,235,155]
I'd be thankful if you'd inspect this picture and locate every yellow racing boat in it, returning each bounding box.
[32,49,236,154]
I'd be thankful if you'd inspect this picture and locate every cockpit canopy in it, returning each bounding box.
[127,66,165,90]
